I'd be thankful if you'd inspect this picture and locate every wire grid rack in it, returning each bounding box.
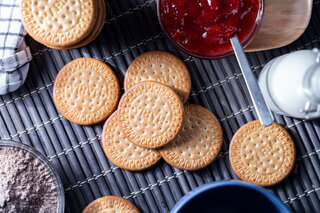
[1,0,320,212]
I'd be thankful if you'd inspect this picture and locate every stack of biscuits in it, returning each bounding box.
[20,0,106,49]
[106,50,224,171]
[52,51,224,172]
[102,50,224,172]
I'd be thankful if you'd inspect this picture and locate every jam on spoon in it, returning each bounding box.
[159,0,262,58]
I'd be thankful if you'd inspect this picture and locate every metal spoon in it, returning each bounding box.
[230,36,274,126]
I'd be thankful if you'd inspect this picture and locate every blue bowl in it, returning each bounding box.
[171,181,291,213]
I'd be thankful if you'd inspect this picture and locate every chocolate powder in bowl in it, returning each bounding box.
[0,147,57,213]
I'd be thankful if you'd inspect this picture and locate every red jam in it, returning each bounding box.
[159,0,261,58]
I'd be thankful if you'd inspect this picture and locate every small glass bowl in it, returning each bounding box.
[157,0,264,59]
[0,140,65,213]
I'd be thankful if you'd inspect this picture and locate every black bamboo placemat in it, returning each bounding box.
[1,0,320,212]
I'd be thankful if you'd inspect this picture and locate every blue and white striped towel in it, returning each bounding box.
[0,0,32,95]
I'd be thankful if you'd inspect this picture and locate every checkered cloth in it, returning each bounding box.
[0,0,31,95]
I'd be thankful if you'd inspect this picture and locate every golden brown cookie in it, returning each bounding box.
[21,0,96,47]
[102,111,161,171]
[82,196,140,213]
[229,120,296,187]
[159,104,223,171]
[124,51,191,103]
[70,0,105,48]
[118,81,184,149]
[53,58,120,125]
[46,0,106,49]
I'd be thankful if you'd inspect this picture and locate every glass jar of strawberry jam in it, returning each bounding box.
[158,0,264,59]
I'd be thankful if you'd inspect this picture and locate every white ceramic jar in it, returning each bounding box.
[258,49,320,119]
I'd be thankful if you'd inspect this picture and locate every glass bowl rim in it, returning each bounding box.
[157,0,265,59]
[0,140,65,213]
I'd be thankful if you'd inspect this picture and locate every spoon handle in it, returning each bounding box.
[230,36,274,126]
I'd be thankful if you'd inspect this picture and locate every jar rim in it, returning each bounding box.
[156,0,265,59]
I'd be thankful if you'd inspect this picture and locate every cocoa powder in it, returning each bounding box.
[0,147,57,213]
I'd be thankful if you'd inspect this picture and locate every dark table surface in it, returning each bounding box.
[1,0,320,212]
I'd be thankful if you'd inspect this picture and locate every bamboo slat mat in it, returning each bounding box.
[1,0,320,212]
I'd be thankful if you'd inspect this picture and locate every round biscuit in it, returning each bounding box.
[53,58,120,125]
[71,0,106,48]
[159,104,223,171]
[102,111,161,171]
[229,120,296,187]
[124,51,191,103]
[21,0,96,47]
[82,196,140,213]
[118,81,184,149]
[46,0,106,49]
